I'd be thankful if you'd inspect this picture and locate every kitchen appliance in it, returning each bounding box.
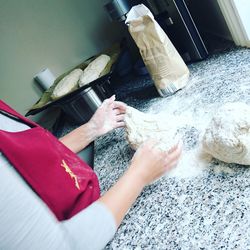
[145,0,208,62]
[104,0,131,21]
[104,0,208,62]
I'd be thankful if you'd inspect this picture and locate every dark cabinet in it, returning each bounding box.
[143,0,209,62]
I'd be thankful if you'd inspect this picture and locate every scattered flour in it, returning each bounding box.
[167,146,212,178]
[125,106,213,178]
[125,102,250,177]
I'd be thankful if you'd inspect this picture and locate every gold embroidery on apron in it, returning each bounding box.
[61,160,80,190]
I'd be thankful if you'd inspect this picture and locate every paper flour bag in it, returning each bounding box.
[125,4,189,96]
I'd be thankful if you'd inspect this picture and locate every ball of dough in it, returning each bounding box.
[125,106,179,151]
[79,54,110,87]
[202,102,250,165]
[52,69,82,99]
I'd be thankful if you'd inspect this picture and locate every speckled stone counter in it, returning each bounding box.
[93,47,250,250]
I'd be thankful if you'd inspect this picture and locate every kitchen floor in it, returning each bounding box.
[93,46,250,249]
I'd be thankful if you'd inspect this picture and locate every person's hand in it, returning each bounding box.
[128,140,182,186]
[98,139,182,228]
[88,95,127,138]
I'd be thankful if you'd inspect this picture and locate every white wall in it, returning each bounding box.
[0,0,126,115]
[233,0,250,39]
[217,0,250,47]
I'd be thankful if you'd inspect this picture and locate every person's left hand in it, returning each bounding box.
[88,95,127,138]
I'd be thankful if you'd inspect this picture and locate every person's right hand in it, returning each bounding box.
[128,140,182,186]
[99,139,182,228]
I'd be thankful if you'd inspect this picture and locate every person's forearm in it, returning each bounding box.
[59,122,97,153]
[59,97,126,153]
[98,167,146,228]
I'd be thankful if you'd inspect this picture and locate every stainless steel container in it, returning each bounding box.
[58,79,113,124]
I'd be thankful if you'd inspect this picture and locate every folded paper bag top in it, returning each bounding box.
[125,4,190,97]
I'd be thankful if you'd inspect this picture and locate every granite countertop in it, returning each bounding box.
[92,47,250,249]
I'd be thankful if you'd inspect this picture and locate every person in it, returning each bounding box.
[0,96,182,250]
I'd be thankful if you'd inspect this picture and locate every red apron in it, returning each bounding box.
[0,100,100,221]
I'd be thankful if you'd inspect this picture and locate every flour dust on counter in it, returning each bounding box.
[89,47,250,249]
[124,105,213,178]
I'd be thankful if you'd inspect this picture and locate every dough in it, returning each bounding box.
[52,69,82,99]
[79,54,110,87]
[125,106,179,151]
[202,102,250,165]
